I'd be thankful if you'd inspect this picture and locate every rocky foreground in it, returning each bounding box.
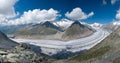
[63,26,120,63]
[0,43,55,63]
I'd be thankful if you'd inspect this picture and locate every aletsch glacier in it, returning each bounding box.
[11,27,110,55]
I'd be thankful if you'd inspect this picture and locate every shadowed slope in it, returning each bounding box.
[0,31,18,50]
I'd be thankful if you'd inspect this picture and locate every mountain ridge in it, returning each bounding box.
[68,26,120,63]
[0,31,18,50]
[62,21,95,40]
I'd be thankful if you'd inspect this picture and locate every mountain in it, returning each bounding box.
[0,23,34,34]
[14,21,64,39]
[62,21,95,40]
[41,21,63,31]
[90,22,103,28]
[112,21,120,26]
[4,21,96,40]
[68,26,120,63]
[0,31,18,50]
[53,19,73,30]
[102,23,119,32]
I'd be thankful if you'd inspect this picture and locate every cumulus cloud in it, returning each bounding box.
[116,9,120,19]
[112,9,120,26]
[0,0,18,19]
[65,7,94,21]
[2,8,60,25]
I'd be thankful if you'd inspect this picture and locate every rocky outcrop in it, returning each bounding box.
[0,44,54,63]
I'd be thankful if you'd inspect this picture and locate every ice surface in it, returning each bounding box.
[11,28,110,55]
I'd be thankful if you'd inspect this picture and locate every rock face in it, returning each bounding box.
[41,21,63,32]
[0,44,54,63]
[15,21,61,35]
[0,31,54,63]
[62,21,94,40]
[68,27,120,63]
[0,31,18,50]
[14,21,64,38]
[8,21,95,41]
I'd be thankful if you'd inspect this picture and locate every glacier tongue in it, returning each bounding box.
[11,28,110,55]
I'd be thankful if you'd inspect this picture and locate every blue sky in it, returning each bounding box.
[0,0,120,25]
[14,0,120,24]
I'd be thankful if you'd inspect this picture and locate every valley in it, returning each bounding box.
[11,28,110,56]
[0,0,120,63]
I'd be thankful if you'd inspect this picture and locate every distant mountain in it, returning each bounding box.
[112,21,120,26]
[0,23,34,34]
[69,26,120,63]
[62,21,94,40]
[102,23,119,32]
[53,19,73,30]
[90,22,103,28]
[0,21,96,40]
[14,21,64,39]
[0,31,18,50]
[41,21,63,31]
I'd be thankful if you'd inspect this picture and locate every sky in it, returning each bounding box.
[0,0,120,26]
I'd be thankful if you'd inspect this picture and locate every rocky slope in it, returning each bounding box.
[15,21,62,35]
[12,21,94,41]
[14,21,63,39]
[62,21,95,40]
[0,31,18,50]
[67,26,120,63]
[0,43,55,63]
[0,30,55,63]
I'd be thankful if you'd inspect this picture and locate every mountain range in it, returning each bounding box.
[0,20,120,63]
[10,21,95,40]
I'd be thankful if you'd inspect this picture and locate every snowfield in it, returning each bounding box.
[11,28,110,55]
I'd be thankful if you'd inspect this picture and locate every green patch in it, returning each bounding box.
[69,46,111,62]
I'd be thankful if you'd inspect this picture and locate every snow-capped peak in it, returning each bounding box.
[53,19,73,29]
[112,21,120,26]
[90,22,103,27]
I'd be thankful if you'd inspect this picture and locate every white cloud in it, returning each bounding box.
[116,9,120,20]
[65,7,94,21]
[2,8,60,25]
[112,9,120,26]
[88,12,94,18]
[111,0,119,5]
[0,0,18,19]
[103,0,107,5]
